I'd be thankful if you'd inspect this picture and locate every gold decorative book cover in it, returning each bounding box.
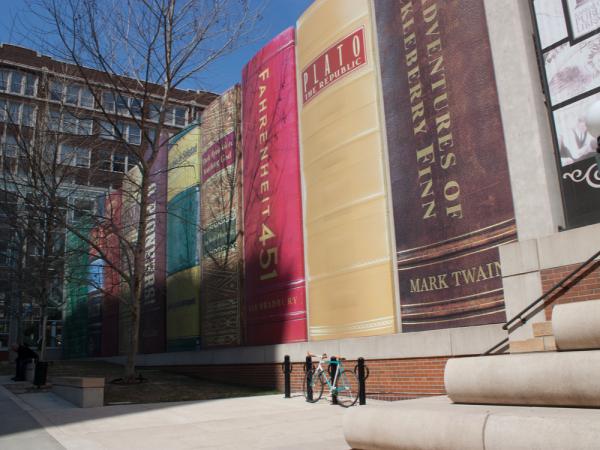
[296,0,398,340]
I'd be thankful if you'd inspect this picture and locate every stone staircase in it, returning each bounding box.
[509,321,556,353]
[343,299,600,449]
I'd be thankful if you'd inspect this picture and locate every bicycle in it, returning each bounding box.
[303,352,359,407]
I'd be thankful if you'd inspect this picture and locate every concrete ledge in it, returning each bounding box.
[343,396,600,450]
[537,222,600,270]
[445,351,600,407]
[553,300,600,351]
[344,397,487,450]
[92,323,506,367]
[51,377,104,408]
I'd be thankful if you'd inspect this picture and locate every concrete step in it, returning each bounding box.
[445,350,600,408]
[532,321,553,337]
[553,299,600,350]
[344,396,600,450]
[509,336,556,353]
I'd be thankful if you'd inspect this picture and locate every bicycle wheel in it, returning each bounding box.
[303,369,324,403]
[335,368,359,407]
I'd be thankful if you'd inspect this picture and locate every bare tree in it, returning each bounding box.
[0,72,106,360]
[12,0,261,380]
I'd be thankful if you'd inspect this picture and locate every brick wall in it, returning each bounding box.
[541,261,600,320]
[163,356,449,402]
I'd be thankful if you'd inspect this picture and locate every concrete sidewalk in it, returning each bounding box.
[0,379,64,449]
[0,378,356,449]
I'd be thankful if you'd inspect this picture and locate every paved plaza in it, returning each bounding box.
[0,376,355,450]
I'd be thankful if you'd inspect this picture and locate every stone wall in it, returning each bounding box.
[542,262,600,320]
[162,356,448,401]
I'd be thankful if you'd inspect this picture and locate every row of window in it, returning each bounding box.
[0,133,138,173]
[1,67,190,127]
[0,102,155,145]
[99,120,143,145]
[50,81,94,108]
[0,69,37,97]
[50,81,188,126]
[49,110,93,135]
[0,100,35,127]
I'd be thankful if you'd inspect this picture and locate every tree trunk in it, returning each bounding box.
[39,309,48,361]
[124,304,139,381]
[123,174,150,382]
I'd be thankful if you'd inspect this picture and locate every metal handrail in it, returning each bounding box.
[483,248,600,355]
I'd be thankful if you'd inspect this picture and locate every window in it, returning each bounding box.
[88,258,104,292]
[24,74,36,96]
[127,154,139,171]
[174,107,186,126]
[164,107,173,124]
[73,198,94,222]
[1,134,18,158]
[149,102,161,121]
[21,104,34,127]
[9,72,23,94]
[0,70,7,91]
[128,125,141,145]
[99,120,142,144]
[0,241,13,267]
[80,89,94,108]
[116,95,129,115]
[98,150,112,171]
[99,151,138,172]
[102,92,115,112]
[0,101,35,127]
[131,98,143,117]
[49,110,92,135]
[50,81,63,101]
[113,154,126,172]
[8,102,20,124]
[49,110,61,131]
[65,84,79,105]
[78,118,93,135]
[50,81,94,108]
[0,70,37,96]
[59,145,90,168]
[156,104,188,127]
[108,94,143,117]
[42,144,58,164]
[62,114,78,134]
[99,120,115,139]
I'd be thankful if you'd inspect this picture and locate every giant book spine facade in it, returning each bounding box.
[200,87,243,347]
[64,225,92,358]
[374,0,516,331]
[296,0,397,340]
[118,167,141,356]
[166,126,201,351]
[101,192,122,357]
[242,28,308,345]
[138,138,168,353]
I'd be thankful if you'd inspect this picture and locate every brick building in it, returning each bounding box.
[97,0,600,406]
[0,43,216,355]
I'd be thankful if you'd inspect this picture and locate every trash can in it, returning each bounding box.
[33,361,48,387]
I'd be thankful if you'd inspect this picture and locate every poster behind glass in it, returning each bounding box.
[534,0,600,227]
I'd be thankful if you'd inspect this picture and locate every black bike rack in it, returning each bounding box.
[354,357,370,405]
[282,355,292,398]
[329,356,338,405]
[305,355,313,401]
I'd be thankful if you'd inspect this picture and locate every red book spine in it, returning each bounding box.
[242,28,307,345]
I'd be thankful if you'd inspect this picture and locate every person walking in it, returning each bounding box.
[10,343,39,381]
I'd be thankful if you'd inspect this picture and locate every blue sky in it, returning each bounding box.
[0,0,313,94]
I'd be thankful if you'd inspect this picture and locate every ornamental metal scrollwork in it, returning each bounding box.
[562,162,600,189]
